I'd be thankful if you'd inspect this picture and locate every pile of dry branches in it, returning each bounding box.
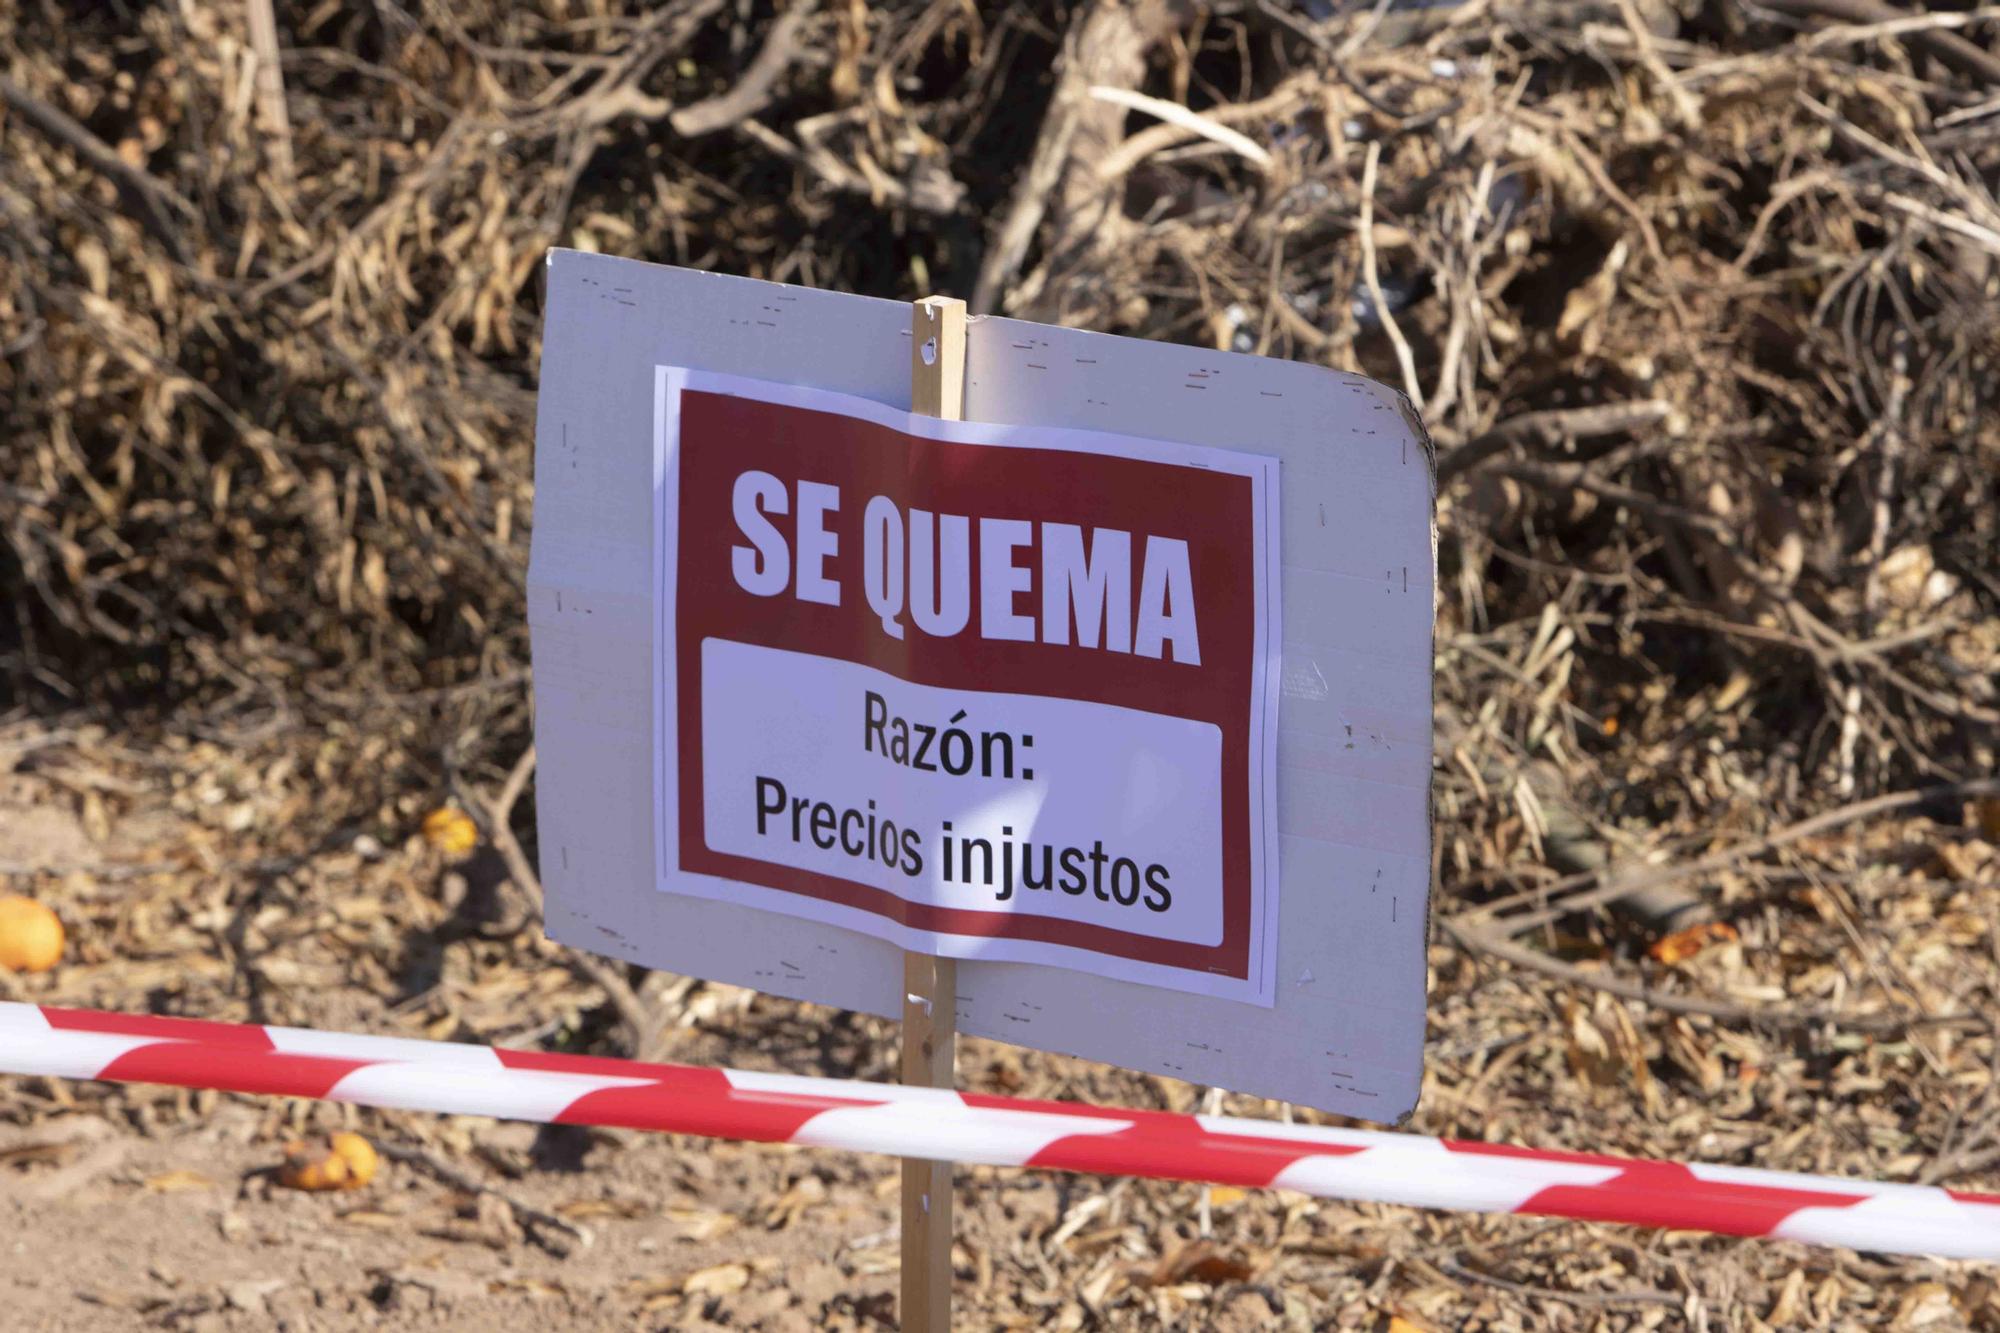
[2,0,1992,826]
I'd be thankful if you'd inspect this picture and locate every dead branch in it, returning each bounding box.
[1466,776,2000,936]
[669,3,818,138]
[1755,0,2000,85]
[377,1140,591,1256]
[491,760,662,1061]
[1437,401,1674,483]
[970,0,1187,314]
[244,0,295,185]
[1443,917,1990,1036]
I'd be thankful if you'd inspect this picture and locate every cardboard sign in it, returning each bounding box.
[531,253,1435,1119]
[656,370,1281,1002]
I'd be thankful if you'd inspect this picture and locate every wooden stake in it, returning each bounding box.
[900,295,965,1333]
[910,295,967,420]
[899,952,956,1332]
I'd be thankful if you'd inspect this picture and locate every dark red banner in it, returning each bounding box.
[673,387,1264,981]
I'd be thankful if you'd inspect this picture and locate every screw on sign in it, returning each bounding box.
[3,1002,1998,1260]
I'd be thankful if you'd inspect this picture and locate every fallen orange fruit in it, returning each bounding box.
[1649,920,1738,966]
[330,1131,379,1187]
[0,896,63,973]
[421,807,478,858]
[279,1131,379,1191]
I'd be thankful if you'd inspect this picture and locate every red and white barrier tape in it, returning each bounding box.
[3,1002,1995,1258]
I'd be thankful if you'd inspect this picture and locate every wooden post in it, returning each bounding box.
[911,295,967,419]
[900,295,965,1332]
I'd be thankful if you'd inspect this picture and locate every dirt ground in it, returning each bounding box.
[4,739,1999,1332]
[0,1089,904,1332]
[0,773,1309,1333]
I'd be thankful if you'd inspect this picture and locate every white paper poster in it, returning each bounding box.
[654,369,1283,1004]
